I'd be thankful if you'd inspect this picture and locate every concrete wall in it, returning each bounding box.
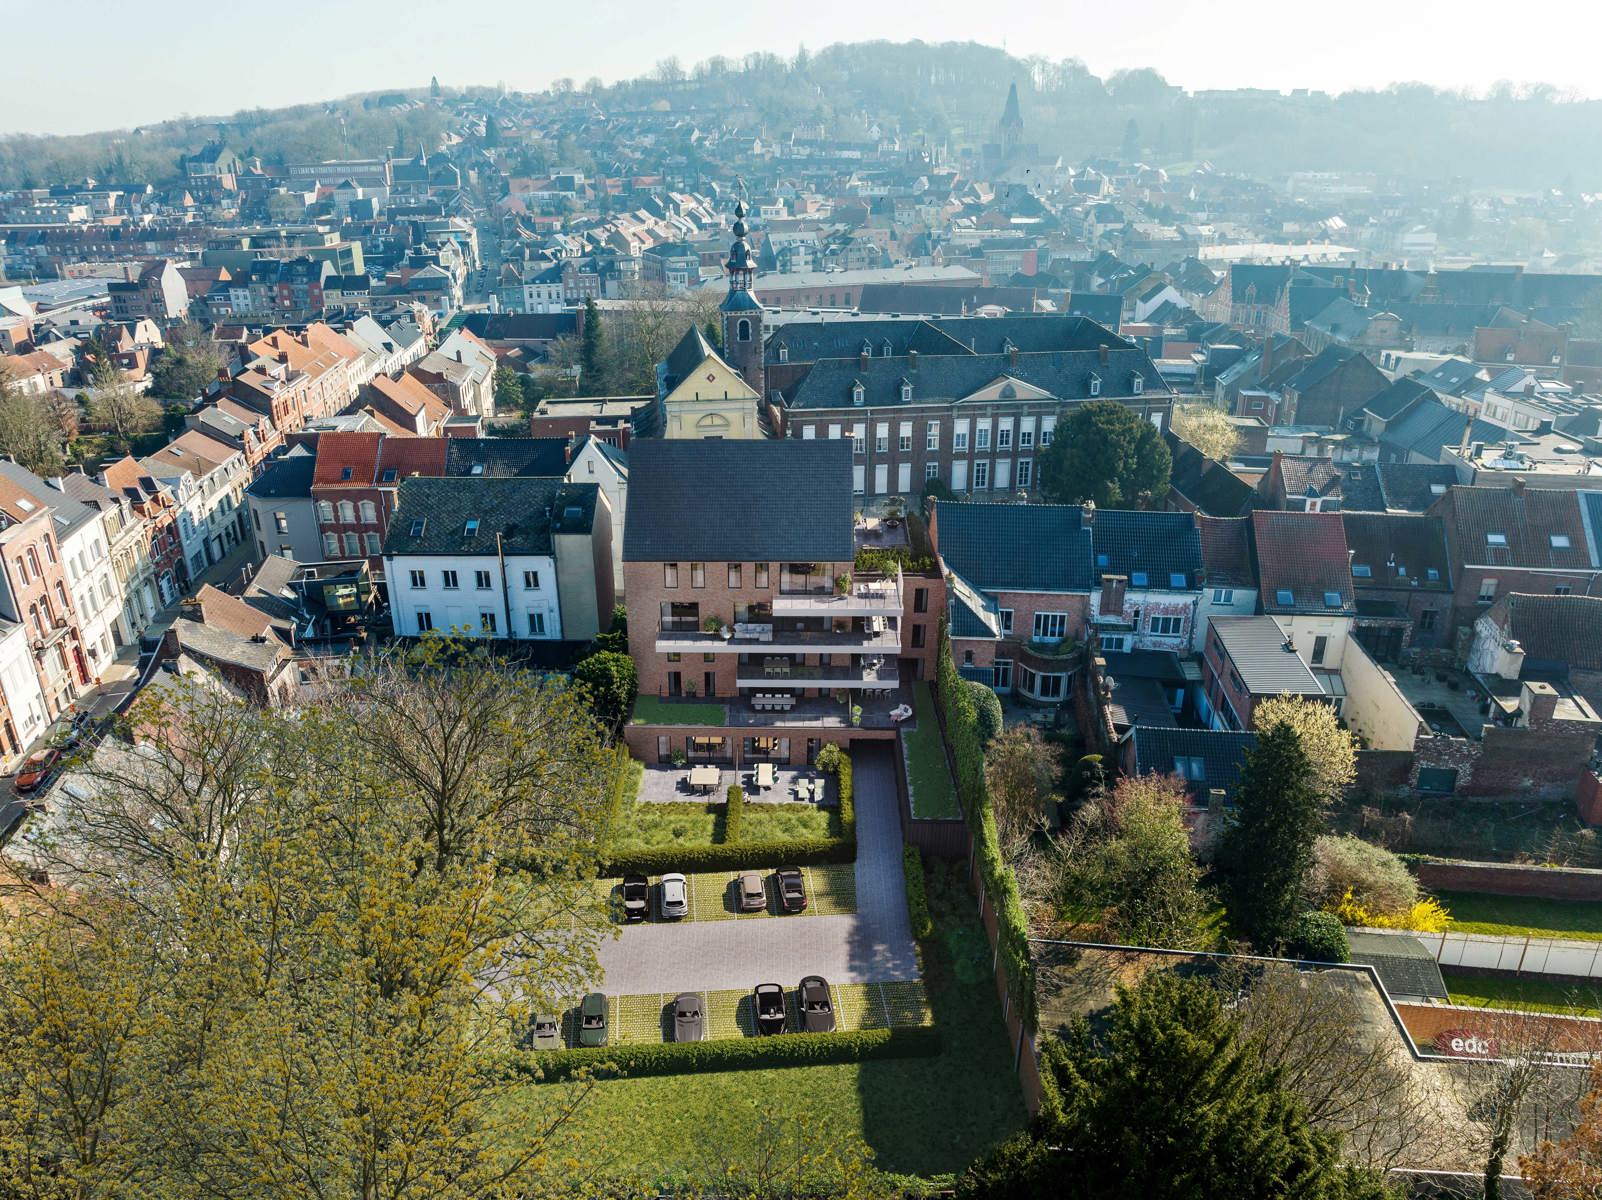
[1339,636,1423,751]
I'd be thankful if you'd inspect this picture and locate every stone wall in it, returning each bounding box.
[1410,725,1597,799]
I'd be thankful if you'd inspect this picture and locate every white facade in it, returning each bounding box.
[152,456,250,582]
[1193,585,1260,652]
[565,440,626,599]
[0,619,49,764]
[59,514,125,675]
[384,553,563,641]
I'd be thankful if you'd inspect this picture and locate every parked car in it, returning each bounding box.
[14,748,60,793]
[659,872,689,919]
[798,975,835,1033]
[753,983,788,1036]
[737,871,767,912]
[578,992,608,1047]
[527,1013,562,1050]
[621,873,650,922]
[775,866,807,913]
[673,992,706,1042]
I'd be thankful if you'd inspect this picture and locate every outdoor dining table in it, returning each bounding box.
[756,762,776,790]
[688,766,719,793]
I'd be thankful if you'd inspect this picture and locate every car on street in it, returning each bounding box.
[753,983,788,1036]
[578,992,608,1047]
[659,872,689,919]
[673,992,706,1042]
[621,873,650,922]
[527,1013,562,1050]
[798,975,835,1033]
[737,871,767,912]
[14,748,61,793]
[775,866,807,913]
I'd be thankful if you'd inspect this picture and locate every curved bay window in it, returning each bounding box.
[1016,664,1067,703]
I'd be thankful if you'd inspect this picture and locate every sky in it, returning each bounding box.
[5,0,1602,136]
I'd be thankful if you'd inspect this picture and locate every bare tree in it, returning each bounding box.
[88,358,161,453]
[0,368,67,475]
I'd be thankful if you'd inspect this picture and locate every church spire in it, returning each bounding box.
[724,198,755,294]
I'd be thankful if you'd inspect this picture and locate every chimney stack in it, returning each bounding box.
[1512,476,1527,497]
[859,350,870,371]
[908,349,919,368]
[1008,344,1020,367]
[1098,343,1110,366]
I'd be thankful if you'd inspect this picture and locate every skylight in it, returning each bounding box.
[1275,588,1295,606]
[1430,483,1448,495]
[1170,573,1187,588]
[470,463,485,475]
[1552,534,1571,549]
[15,498,33,512]
[1131,571,1149,588]
[340,467,354,481]
[1486,532,1507,546]
[1096,553,1109,568]
[1352,564,1373,578]
[1427,568,1440,581]
[1323,591,1343,608]
[381,468,398,483]
[464,518,480,537]
[409,519,425,537]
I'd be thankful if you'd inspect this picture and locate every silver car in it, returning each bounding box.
[659,872,689,919]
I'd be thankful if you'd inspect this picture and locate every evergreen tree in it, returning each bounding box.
[703,318,722,351]
[580,298,604,394]
[1220,722,1323,949]
[1037,399,1170,508]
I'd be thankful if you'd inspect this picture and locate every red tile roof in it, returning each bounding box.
[312,431,383,487]
[1430,484,1592,570]
[377,435,448,480]
[1251,510,1355,614]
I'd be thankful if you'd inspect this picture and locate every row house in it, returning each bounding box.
[1086,509,1205,654]
[623,439,944,768]
[141,433,250,582]
[310,432,448,573]
[57,471,162,642]
[0,475,90,724]
[106,259,189,324]
[100,456,184,608]
[1342,511,1454,659]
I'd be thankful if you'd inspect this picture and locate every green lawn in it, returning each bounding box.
[610,799,839,855]
[1442,969,1602,1017]
[904,682,961,820]
[1434,890,1602,941]
[629,695,726,725]
[517,860,1025,1188]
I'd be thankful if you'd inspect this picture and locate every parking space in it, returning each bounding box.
[598,863,858,924]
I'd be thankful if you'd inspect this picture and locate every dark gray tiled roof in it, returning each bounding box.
[246,449,316,500]
[1090,509,1202,587]
[1210,616,1324,696]
[383,477,596,556]
[622,439,853,563]
[1375,463,1460,512]
[1128,725,1257,797]
[444,437,570,478]
[933,501,1092,593]
[1360,377,1434,423]
[1345,932,1449,1001]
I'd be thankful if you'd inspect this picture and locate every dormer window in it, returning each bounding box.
[1089,374,1101,397]
[851,382,865,406]
[777,344,789,364]
[900,382,912,403]
[1131,375,1144,395]
[881,339,893,357]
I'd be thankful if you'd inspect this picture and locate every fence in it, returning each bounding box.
[1361,926,1602,980]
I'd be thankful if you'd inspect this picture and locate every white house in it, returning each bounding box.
[0,619,49,767]
[565,436,628,599]
[141,433,250,582]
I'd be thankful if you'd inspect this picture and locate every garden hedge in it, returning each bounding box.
[511,1024,941,1082]
[904,844,933,939]
[724,784,745,843]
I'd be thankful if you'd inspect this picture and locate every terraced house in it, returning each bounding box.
[622,439,943,768]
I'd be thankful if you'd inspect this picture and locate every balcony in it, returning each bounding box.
[772,574,902,618]
[29,618,72,653]
[653,624,900,655]
[734,656,899,689]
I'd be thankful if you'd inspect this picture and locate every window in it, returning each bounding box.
[1486,532,1508,547]
[475,569,492,590]
[755,562,769,588]
[442,570,459,590]
[998,426,1012,449]
[1556,583,1574,595]
[1552,534,1572,549]
[899,425,912,452]
[1175,756,1207,783]
[911,623,926,648]
[974,427,990,452]
[1148,614,1183,637]
[1323,591,1343,608]
[851,383,865,406]
[416,608,433,631]
[1427,568,1441,582]
[1211,588,1234,604]
[900,382,912,402]
[973,461,990,490]
[1275,588,1295,607]
[1016,459,1032,487]
[690,562,706,588]
[274,511,289,535]
[853,465,865,495]
[1040,420,1054,447]
[1131,571,1149,588]
[664,563,679,588]
[464,518,480,538]
[875,428,888,453]
[323,533,340,557]
[317,500,334,522]
[1019,428,1034,449]
[343,532,359,556]
[1132,376,1144,395]
[924,462,940,480]
[728,563,742,588]
[365,533,381,555]
[409,518,426,537]
[1169,572,1187,589]
[737,318,751,342]
[1352,564,1373,578]
[480,612,497,634]
[409,570,425,588]
[998,607,1014,633]
[1478,578,1498,603]
[528,610,546,636]
[1418,609,1438,632]
[1089,374,1101,397]
[1033,611,1067,641]
[523,570,541,589]
[358,500,377,523]
[338,501,355,523]
[381,468,398,484]
[953,429,968,451]
[1311,635,1329,665]
[801,424,815,439]
[913,587,929,614]
[1417,766,1458,795]
[992,658,1013,690]
[339,467,354,482]
[926,422,939,451]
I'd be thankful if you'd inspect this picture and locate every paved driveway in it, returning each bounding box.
[591,743,919,994]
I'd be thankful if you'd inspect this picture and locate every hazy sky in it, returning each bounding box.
[6,0,1602,136]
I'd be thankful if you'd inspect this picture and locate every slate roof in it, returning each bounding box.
[444,437,570,478]
[662,325,718,390]
[1414,357,1486,396]
[1334,462,1387,513]
[1252,511,1356,615]
[1481,593,1602,673]
[1197,515,1256,588]
[766,318,969,365]
[1090,509,1202,588]
[1341,513,1452,591]
[1378,397,1506,463]
[1375,463,1459,512]
[1360,377,1433,423]
[932,501,1093,593]
[1209,615,1325,696]
[1166,433,1256,517]
[1431,484,1593,570]
[383,477,597,557]
[622,439,853,563]
[0,461,98,538]
[1271,454,1343,503]
[1106,676,1177,730]
[245,448,316,501]
[1344,932,1449,1001]
[1127,726,1258,797]
[1282,345,1357,393]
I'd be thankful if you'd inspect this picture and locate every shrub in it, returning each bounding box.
[1332,890,1451,933]
[604,835,854,876]
[513,1025,942,1082]
[904,844,933,939]
[572,651,637,732]
[968,680,1004,745]
[815,742,844,774]
[1288,911,1349,962]
[598,748,637,849]
[1305,835,1419,919]
[724,784,745,843]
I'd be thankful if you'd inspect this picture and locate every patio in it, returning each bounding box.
[636,762,838,807]
[1389,664,1490,741]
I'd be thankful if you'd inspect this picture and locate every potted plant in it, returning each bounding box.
[670,749,688,768]
[850,704,862,727]
[685,680,698,697]
[702,615,725,636]
[835,572,852,595]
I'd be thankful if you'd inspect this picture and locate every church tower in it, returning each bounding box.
[998,82,1023,158]
[719,199,765,398]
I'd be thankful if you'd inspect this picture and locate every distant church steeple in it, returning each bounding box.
[720,197,765,397]
[999,82,1024,156]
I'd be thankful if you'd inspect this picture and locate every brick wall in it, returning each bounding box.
[1415,859,1602,901]
[1411,726,1598,799]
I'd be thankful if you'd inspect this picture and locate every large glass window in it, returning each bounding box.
[1033,612,1067,642]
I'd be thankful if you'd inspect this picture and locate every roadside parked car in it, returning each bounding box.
[578,992,608,1047]
[528,1013,562,1050]
[659,872,689,919]
[753,983,788,1036]
[737,871,767,912]
[621,873,650,922]
[14,748,60,793]
[775,866,807,913]
[798,975,835,1033]
[673,992,706,1042]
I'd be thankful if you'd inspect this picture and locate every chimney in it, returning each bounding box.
[1008,344,1020,367]
[1098,343,1110,366]
[1511,476,1527,497]
[276,351,289,364]
[908,349,919,368]
[859,350,870,371]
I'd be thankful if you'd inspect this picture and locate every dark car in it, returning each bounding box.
[775,866,807,914]
[621,874,650,922]
[14,748,60,794]
[736,871,767,913]
[578,991,608,1047]
[798,975,835,1033]
[673,992,706,1042]
[753,983,787,1036]
[527,1013,562,1050]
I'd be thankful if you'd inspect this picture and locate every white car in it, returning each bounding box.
[658,872,689,919]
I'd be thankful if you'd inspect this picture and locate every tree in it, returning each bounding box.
[572,650,637,733]
[579,297,605,394]
[703,318,722,350]
[1253,695,1356,806]
[985,725,1059,846]
[958,969,1390,1199]
[1121,117,1141,161]
[1171,402,1241,461]
[1288,911,1349,962]
[0,369,67,475]
[1037,400,1171,509]
[87,357,161,452]
[494,364,527,413]
[544,333,582,395]
[1220,721,1321,949]
[1523,1059,1602,1198]
[1304,835,1418,920]
[264,190,303,222]
[150,320,224,401]
[967,680,1003,744]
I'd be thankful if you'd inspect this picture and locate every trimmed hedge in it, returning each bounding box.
[904,844,933,939]
[725,785,745,843]
[935,617,1036,1025]
[598,747,637,850]
[512,1024,941,1083]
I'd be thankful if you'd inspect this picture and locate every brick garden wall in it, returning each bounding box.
[1414,859,1602,902]
[1410,727,1596,799]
